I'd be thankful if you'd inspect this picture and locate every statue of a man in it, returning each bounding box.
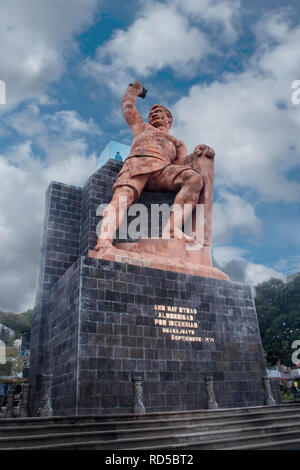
[94,80,214,251]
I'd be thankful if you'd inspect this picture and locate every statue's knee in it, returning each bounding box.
[184,171,203,191]
[194,174,203,190]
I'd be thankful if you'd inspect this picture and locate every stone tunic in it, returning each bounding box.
[122,125,177,178]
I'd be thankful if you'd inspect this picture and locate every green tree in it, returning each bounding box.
[0,362,13,376]
[255,274,300,366]
[0,309,32,338]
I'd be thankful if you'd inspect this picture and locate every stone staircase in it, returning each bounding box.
[0,403,300,450]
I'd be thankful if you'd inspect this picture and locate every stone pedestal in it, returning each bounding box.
[29,159,278,416]
[31,253,270,415]
[88,239,228,280]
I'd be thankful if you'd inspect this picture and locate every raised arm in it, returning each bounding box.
[121,80,145,134]
[173,139,188,165]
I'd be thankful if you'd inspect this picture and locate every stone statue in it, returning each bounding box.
[90,80,228,280]
[95,80,214,248]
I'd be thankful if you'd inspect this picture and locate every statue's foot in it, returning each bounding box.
[179,231,196,243]
[162,228,196,243]
[90,238,119,261]
[94,238,113,251]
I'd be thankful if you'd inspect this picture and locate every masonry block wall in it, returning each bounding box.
[37,255,270,415]
[29,180,82,411]
[79,257,269,414]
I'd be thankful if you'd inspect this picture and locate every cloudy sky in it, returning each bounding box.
[0,0,300,312]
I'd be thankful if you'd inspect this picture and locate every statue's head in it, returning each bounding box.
[148,104,173,129]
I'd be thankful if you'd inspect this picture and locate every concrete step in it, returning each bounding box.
[2,428,300,451]
[0,403,298,430]
[196,429,300,450]
[221,437,300,450]
[124,428,300,451]
[1,419,300,450]
[125,430,300,451]
[0,403,299,450]
[0,410,299,438]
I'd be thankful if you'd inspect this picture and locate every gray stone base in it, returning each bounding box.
[37,255,269,416]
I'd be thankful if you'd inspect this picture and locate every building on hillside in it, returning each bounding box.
[0,323,15,345]
[0,328,30,380]
[20,333,30,378]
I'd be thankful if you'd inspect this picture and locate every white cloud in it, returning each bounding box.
[103,4,208,75]
[0,107,99,312]
[84,4,208,93]
[213,245,246,266]
[213,191,262,243]
[7,106,102,139]
[172,12,300,203]
[53,111,102,137]
[274,256,300,274]
[83,0,240,94]
[245,262,286,285]
[174,0,240,41]
[213,245,286,285]
[0,0,99,106]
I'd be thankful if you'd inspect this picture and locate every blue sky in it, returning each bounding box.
[0,0,300,311]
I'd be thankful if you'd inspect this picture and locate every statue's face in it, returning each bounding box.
[149,107,170,129]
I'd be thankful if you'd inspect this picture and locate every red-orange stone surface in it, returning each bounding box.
[88,239,229,280]
[90,80,228,281]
